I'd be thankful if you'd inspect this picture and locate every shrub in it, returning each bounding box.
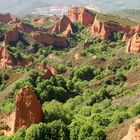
[111,114,124,124]
[0,130,4,136]
[25,123,48,140]
[130,104,140,116]
[1,73,9,81]
[43,100,69,124]
[11,129,26,140]
[1,102,14,114]
[57,64,67,73]
[25,121,69,140]
[74,66,94,81]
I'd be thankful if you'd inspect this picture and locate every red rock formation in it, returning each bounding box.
[14,87,43,132]
[8,18,20,24]
[32,16,47,25]
[51,15,72,33]
[0,13,12,23]
[90,16,140,40]
[16,22,36,33]
[90,16,102,35]
[68,7,95,26]
[62,23,73,36]
[0,46,15,68]
[122,118,140,140]
[32,31,68,47]
[0,45,31,68]
[126,33,140,53]
[123,25,140,40]
[4,28,19,46]
[32,15,57,25]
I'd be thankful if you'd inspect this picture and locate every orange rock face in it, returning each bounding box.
[16,22,36,33]
[90,16,140,40]
[122,118,140,140]
[62,23,73,36]
[0,46,15,68]
[14,87,43,132]
[0,13,12,23]
[32,16,47,25]
[126,33,140,53]
[68,7,95,26]
[51,15,72,33]
[90,17,123,40]
[4,28,19,46]
[32,31,68,47]
[90,17,102,36]
[35,64,58,79]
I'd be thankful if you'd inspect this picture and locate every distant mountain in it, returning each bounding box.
[0,0,139,15]
[110,9,140,23]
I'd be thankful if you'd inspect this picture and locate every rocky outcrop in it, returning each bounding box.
[32,15,57,25]
[90,16,122,40]
[14,87,43,132]
[74,52,83,60]
[4,28,19,46]
[125,33,140,53]
[40,65,58,79]
[32,16,47,25]
[0,46,15,68]
[68,7,95,26]
[8,18,20,24]
[0,13,12,23]
[90,16,140,40]
[32,31,68,47]
[0,45,31,68]
[51,15,72,33]
[122,118,140,140]
[62,23,73,36]
[16,22,36,33]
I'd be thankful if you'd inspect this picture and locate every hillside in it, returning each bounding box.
[110,9,140,23]
[0,6,139,140]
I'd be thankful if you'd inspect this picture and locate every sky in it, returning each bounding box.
[0,0,139,15]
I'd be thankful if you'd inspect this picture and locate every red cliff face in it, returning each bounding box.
[0,46,15,68]
[90,16,122,40]
[62,23,73,37]
[90,17,103,36]
[0,13,12,23]
[125,33,140,53]
[51,15,72,34]
[14,87,43,132]
[90,16,140,40]
[4,28,19,46]
[122,118,140,140]
[68,7,95,26]
[16,22,36,33]
[123,25,140,40]
[32,31,68,47]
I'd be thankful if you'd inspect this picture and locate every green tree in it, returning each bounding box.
[25,123,48,140]
[74,66,94,81]
[43,100,69,124]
